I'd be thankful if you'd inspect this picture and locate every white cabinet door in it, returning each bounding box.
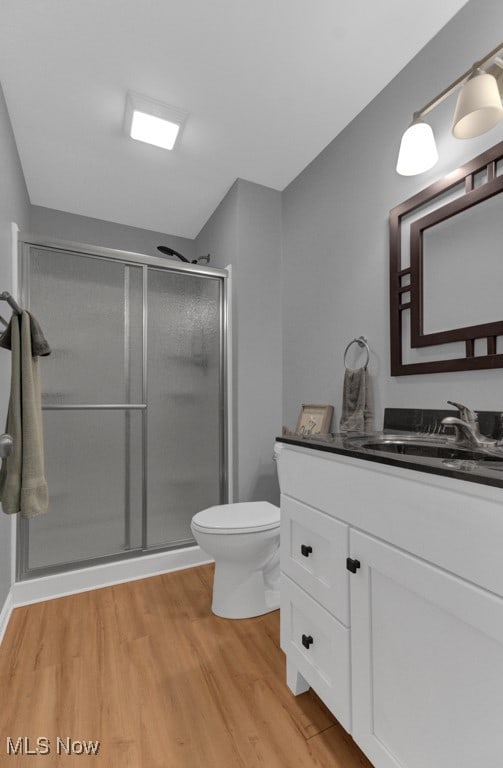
[350,530,503,768]
[281,494,349,624]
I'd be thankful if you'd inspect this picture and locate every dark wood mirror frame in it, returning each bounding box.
[390,141,503,375]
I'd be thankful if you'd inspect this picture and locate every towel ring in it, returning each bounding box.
[343,336,370,370]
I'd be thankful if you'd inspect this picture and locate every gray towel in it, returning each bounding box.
[0,311,51,357]
[339,367,373,433]
[0,312,49,517]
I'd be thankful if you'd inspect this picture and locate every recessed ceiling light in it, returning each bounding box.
[130,111,180,150]
[124,92,188,151]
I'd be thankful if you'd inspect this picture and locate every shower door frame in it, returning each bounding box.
[16,234,231,580]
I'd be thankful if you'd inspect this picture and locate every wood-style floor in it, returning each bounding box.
[0,565,373,767]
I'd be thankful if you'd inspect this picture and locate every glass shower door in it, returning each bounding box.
[22,247,144,572]
[18,242,227,578]
[146,268,224,548]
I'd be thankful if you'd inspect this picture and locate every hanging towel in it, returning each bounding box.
[339,367,373,434]
[0,311,51,356]
[0,312,49,517]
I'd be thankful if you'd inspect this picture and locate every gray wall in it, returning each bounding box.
[196,179,282,503]
[282,0,503,432]
[30,205,196,262]
[194,183,240,494]
[0,83,31,609]
[193,183,239,272]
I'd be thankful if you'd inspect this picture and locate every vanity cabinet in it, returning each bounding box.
[277,442,503,768]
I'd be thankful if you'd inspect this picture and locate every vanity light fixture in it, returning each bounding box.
[124,92,189,151]
[396,41,503,176]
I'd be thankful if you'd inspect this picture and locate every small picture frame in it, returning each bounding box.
[295,404,334,436]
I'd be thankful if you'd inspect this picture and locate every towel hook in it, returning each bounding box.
[343,336,370,370]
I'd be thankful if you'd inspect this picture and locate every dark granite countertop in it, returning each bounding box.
[276,432,503,490]
[276,405,503,491]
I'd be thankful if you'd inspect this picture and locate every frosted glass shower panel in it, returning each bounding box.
[28,249,143,404]
[19,240,227,579]
[146,269,223,547]
[28,410,143,569]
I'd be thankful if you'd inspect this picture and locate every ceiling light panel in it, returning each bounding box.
[124,91,189,151]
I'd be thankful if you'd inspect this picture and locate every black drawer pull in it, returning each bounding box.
[301,634,314,649]
[346,557,361,574]
[301,544,313,557]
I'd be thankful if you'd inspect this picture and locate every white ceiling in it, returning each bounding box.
[0,0,467,239]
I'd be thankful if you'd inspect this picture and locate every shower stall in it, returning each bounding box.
[16,236,229,580]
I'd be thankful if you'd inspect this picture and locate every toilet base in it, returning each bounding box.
[264,588,280,613]
[212,561,280,619]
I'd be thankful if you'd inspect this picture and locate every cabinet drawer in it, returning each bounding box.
[280,574,351,732]
[281,494,349,625]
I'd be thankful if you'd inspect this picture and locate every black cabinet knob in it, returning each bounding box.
[301,634,314,649]
[346,557,361,573]
[301,544,313,557]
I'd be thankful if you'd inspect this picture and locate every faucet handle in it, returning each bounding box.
[447,401,478,424]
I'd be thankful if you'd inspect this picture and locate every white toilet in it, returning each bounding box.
[191,501,280,619]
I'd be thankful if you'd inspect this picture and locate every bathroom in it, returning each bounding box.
[1,0,503,765]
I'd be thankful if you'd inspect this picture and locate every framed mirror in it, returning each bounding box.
[390,141,503,375]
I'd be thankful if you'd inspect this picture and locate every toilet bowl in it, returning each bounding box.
[191,501,280,619]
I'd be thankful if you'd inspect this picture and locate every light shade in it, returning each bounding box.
[124,92,188,151]
[396,120,438,176]
[452,71,503,139]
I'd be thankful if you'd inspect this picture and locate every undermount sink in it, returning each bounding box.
[346,434,503,463]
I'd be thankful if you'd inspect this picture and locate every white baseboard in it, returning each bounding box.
[10,545,213,610]
[0,589,13,646]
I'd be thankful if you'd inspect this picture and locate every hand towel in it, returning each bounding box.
[339,367,373,434]
[0,312,49,517]
[0,310,51,356]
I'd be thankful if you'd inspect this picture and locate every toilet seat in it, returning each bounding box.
[191,501,280,535]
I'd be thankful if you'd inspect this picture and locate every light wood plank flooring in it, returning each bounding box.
[0,564,373,767]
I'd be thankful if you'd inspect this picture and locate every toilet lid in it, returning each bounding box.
[191,501,280,534]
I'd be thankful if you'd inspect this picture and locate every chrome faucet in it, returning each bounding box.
[441,401,497,449]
